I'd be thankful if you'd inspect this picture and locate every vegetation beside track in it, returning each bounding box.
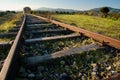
[0,38,10,42]
[0,13,22,33]
[0,12,22,42]
[0,12,22,63]
[52,14,120,39]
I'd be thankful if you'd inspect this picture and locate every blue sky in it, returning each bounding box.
[0,0,120,11]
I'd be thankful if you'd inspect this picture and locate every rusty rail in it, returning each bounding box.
[31,14,120,50]
[0,14,26,80]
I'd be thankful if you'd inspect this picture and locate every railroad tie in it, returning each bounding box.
[0,32,17,38]
[27,29,71,34]
[25,33,81,43]
[24,43,103,65]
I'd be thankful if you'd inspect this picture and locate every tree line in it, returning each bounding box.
[22,6,120,21]
[0,11,16,17]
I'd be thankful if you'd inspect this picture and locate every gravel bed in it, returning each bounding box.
[23,37,93,56]
[16,48,120,80]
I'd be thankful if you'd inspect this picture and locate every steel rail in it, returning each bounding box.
[0,14,26,80]
[31,14,120,50]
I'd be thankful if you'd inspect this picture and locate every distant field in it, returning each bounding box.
[52,14,120,39]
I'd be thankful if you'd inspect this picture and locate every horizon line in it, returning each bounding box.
[0,6,120,11]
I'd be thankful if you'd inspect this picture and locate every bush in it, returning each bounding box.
[107,13,120,20]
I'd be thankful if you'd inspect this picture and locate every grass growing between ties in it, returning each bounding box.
[0,38,11,42]
[52,14,120,39]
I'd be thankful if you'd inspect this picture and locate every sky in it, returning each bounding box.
[0,0,120,11]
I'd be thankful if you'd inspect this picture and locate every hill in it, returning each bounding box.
[36,7,79,12]
[90,7,120,13]
[36,7,120,13]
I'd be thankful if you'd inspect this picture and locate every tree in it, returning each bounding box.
[100,7,110,17]
[23,7,31,14]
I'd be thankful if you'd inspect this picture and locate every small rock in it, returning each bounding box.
[16,78,28,80]
[78,72,82,77]
[0,60,4,68]
[59,73,72,80]
[63,47,69,50]
[111,71,117,75]
[93,67,98,72]
[65,65,70,72]
[83,74,87,77]
[91,63,97,68]
[60,61,65,65]
[55,73,59,77]
[100,72,105,76]
[81,75,87,80]
[19,67,26,73]
[19,72,28,78]
[106,66,111,71]
[92,72,97,76]
[28,73,35,79]
[73,61,76,66]
[37,66,44,72]
[60,73,67,78]
[26,69,31,73]
[35,72,43,79]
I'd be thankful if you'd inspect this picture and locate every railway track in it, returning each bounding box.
[0,18,22,70]
[0,14,120,80]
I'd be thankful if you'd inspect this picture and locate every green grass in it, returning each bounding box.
[0,13,22,42]
[52,14,120,39]
[0,13,22,33]
[0,38,10,42]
